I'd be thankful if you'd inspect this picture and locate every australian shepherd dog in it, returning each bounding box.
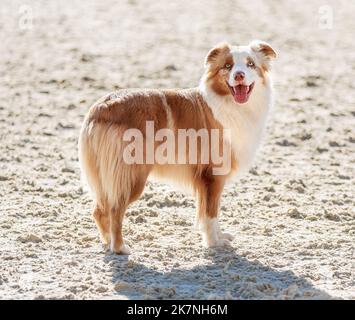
[79,40,277,254]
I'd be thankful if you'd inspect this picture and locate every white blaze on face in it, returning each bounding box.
[228,46,259,87]
[225,45,263,104]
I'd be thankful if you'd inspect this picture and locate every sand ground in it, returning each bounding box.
[0,0,354,299]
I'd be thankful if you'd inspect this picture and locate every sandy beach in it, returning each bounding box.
[0,0,354,299]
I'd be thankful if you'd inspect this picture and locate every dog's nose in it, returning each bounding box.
[234,71,245,82]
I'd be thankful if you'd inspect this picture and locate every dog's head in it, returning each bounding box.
[202,40,277,104]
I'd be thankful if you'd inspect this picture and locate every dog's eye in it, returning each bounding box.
[224,63,232,70]
[247,61,255,68]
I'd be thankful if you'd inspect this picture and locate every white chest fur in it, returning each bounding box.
[200,80,272,176]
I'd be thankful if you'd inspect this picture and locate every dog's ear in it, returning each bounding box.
[204,42,231,68]
[250,40,277,60]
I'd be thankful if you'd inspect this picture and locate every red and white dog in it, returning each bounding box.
[79,40,277,254]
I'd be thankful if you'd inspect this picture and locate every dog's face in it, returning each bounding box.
[204,40,277,104]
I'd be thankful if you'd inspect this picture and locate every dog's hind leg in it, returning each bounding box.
[109,204,130,254]
[80,121,150,254]
[93,204,110,245]
[109,166,150,255]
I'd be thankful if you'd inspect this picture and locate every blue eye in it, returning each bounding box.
[224,63,232,70]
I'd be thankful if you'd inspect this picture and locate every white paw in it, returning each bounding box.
[100,233,110,245]
[110,242,132,255]
[119,243,131,255]
[207,238,231,248]
[219,232,235,241]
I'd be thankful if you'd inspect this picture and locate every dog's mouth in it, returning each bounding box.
[227,82,255,104]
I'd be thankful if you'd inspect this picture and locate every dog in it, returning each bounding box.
[78,40,277,254]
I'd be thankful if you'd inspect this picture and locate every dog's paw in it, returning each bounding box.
[118,243,131,255]
[207,238,231,248]
[100,234,110,246]
[219,232,235,241]
[110,243,132,255]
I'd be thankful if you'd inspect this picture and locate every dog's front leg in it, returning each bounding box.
[196,175,232,247]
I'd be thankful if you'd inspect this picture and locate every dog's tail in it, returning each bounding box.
[78,118,133,211]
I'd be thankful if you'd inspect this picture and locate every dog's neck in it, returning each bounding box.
[198,76,273,174]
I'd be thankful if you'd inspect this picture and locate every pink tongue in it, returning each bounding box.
[234,85,249,103]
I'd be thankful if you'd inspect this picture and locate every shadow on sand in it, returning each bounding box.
[104,246,335,300]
